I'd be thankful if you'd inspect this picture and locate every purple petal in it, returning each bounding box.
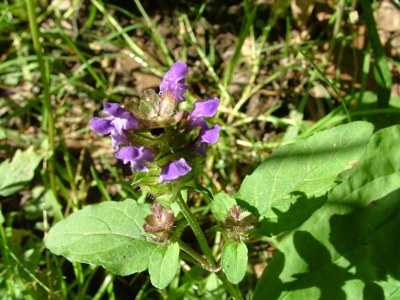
[110,131,129,149]
[198,125,220,144]
[110,114,139,135]
[115,146,154,172]
[158,158,192,183]
[103,102,127,118]
[89,117,113,134]
[159,62,188,102]
[189,97,220,119]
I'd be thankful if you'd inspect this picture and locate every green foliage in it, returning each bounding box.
[45,199,157,276]
[0,146,42,196]
[149,242,180,289]
[211,192,237,222]
[254,125,400,299]
[221,240,248,284]
[236,121,373,235]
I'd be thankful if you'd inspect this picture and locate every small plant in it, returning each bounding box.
[44,62,400,299]
[45,62,248,293]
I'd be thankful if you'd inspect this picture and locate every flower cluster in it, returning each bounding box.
[89,62,220,187]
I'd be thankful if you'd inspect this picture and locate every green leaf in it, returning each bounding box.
[221,240,248,284]
[211,192,237,222]
[45,199,157,276]
[254,125,400,299]
[148,242,180,289]
[236,121,373,235]
[0,146,43,196]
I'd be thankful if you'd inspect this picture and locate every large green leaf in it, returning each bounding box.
[254,125,400,299]
[236,121,373,235]
[0,146,43,196]
[45,199,157,276]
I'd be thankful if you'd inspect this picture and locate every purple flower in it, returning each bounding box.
[198,124,220,144]
[159,62,188,102]
[115,146,154,172]
[89,102,139,149]
[110,132,130,151]
[190,97,220,119]
[188,97,221,145]
[159,158,192,183]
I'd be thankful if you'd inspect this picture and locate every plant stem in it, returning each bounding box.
[176,191,216,265]
[26,0,60,219]
[218,272,243,300]
[177,239,214,271]
[175,191,243,300]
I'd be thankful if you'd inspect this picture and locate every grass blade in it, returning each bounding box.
[360,1,392,107]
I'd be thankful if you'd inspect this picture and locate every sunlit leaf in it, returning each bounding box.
[236,121,373,235]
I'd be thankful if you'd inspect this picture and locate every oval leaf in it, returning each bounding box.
[236,121,373,235]
[45,199,156,276]
[221,240,248,284]
[149,242,180,289]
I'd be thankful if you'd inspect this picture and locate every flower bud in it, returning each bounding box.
[126,89,179,129]
[143,203,175,242]
[222,205,258,241]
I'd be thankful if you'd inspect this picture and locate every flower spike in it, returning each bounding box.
[89,62,220,187]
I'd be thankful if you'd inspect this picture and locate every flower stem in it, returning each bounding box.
[175,191,243,300]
